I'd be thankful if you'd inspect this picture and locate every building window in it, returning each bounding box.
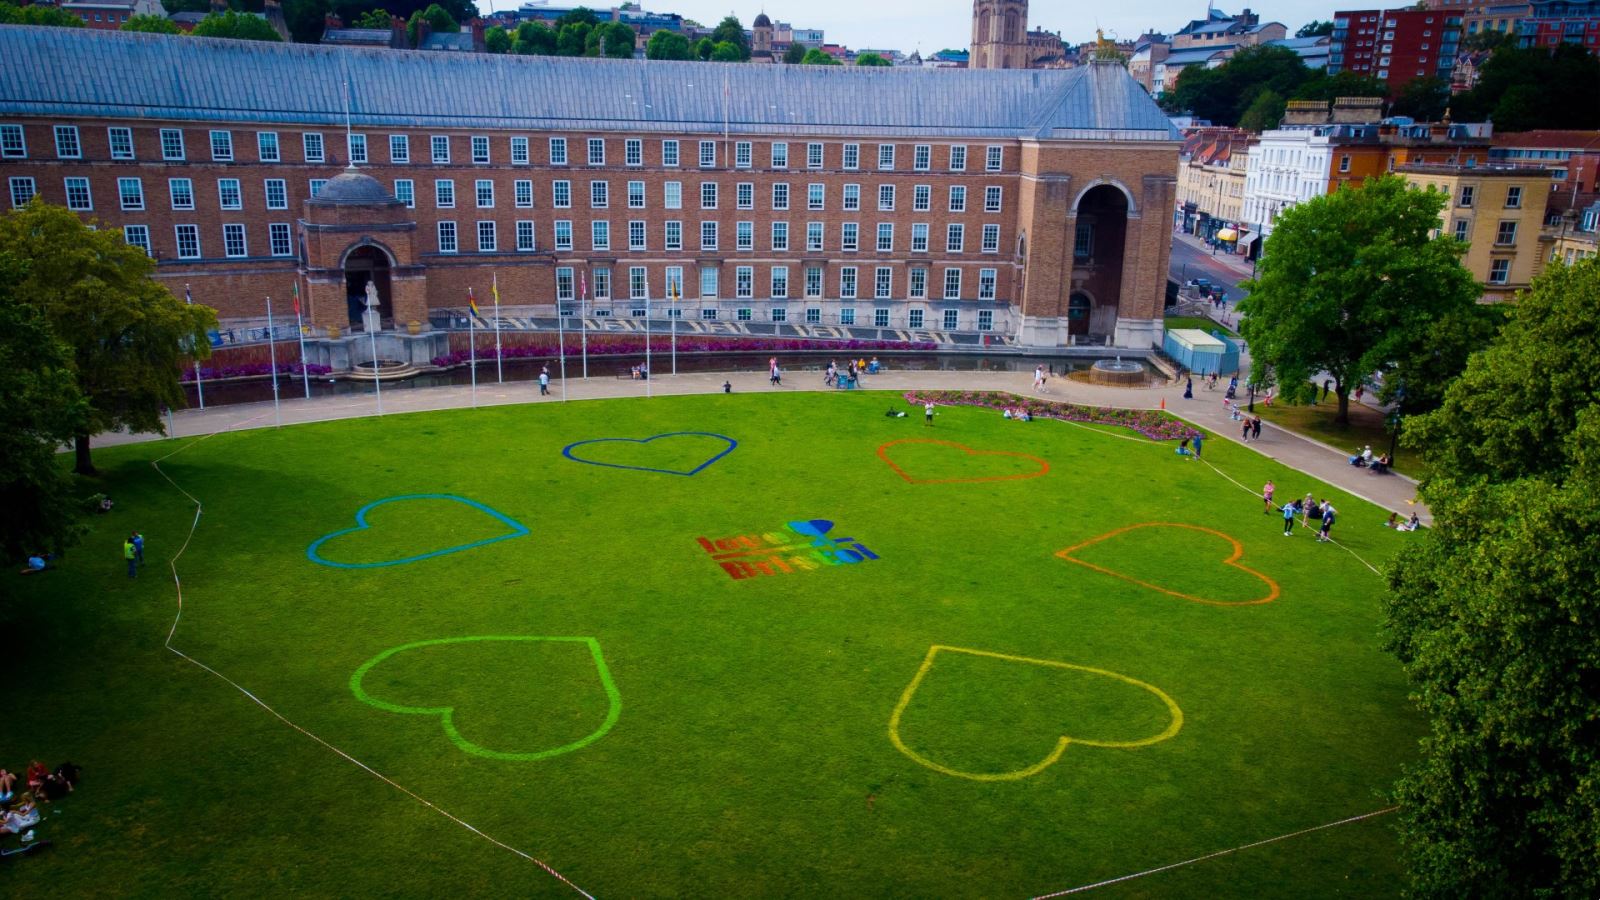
[735,266,753,298]
[310,179,326,198]
[985,145,1003,171]
[946,223,964,252]
[771,307,788,323]
[625,138,642,166]
[842,222,859,251]
[118,178,144,211]
[664,181,682,209]
[108,127,135,160]
[64,177,92,211]
[806,222,824,251]
[908,307,924,328]
[981,224,1000,253]
[472,135,490,164]
[516,180,534,208]
[949,145,967,171]
[805,266,823,297]
[516,220,536,251]
[622,180,643,208]
[808,184,825,210]
[435,179,455,208]
[701,181,718,209]
[772,183,789,210]
[737,306,753,321]
[302,132,323,163]
[591,220,610,250]
[943,268,962,299]
[878,143,895,170]
[977,309,993,330]
[772,142,788,168]
[511,136,529,164]
[348,133,367,164]
[217,178,242,210]
[54,125,81,159]
[477,220,497,252]
[874,266,892,298]
[222,224,247,258]
[913,185,931,211]
[736,221,754,250]
[269,223,292,257]
[395,179,414,208]
[874,307,890,327]
[593,267,610,299]
[169,178,194,210]
[437,221,458,253]
[1338,154,1351,173]
[1505,185,1522,208]
[175,224,200,259]
[911,223,929,252]
[590,180,609,208]
[801,307,819,324]
[840,266,858,299]
[588,137,605,165]
[877,223,894,251]
[842,143,859,170]
[1453,219,1468,241]
[554,220,573,250]
[699,140,716,167]
[737,182,754,209]
[876,184,895,212]
[735,141,752,168]
[257,178,286,210]
[808,142,824,168]
[701,221,718,250]
[629,219,647,250]
[840,307,856,325]
[913,144,931,170]
[431,135,451,164]
[210,130,232,162]
[1458,185,1474,207]
[949,186,967,212]
[700,267,718,298]
[1496,221,1517,245]
[771,266,789,298]
[662,139,679,167]
[665,220,682,250]
[630,267,648,300]
[984,186,1002,212]
[549,137,568,165]
[476,179,494,208]
[556,267,575,301]
[0,124,26,158]
[909,269,927,298]
[843,184,860,211]
[1488,258,1510,284]
[123,224,151,256]
[978,268,997,300]
[1075,222,1095,259]
[942,308,959,330]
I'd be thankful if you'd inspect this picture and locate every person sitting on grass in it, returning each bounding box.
[0,768,15,804]
[1019,409,1032,422]
[25,761,47,795]
[20,553,49,574]
[1003,407,1014,419]
[884,407,906,418]
[0,796,38,835]
[1385,512,1399,528]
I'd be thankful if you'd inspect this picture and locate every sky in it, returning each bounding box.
[482,0,1337,55]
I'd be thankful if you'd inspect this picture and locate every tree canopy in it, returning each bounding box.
[1452,44,1600,132]
[352,7,393,28]
[405,3,456,45]
[1238,176,1481,425]
[0,202,217,474]
[645,28,691,60]
[1296,20,1334,37]
[483,23,510,53]
[708,15,748,60]
[122,13,180,33]
[782,41,806,64]
[1237,89,1284,132]
[1386,258,1600,896]
[1390,76,1450,122]
[1167,45,1313,127]
[855,52,890,67]
[0,0,85,27]
[800,48,839,65]
[192,9,283,41]
[511,20,556,54]
[587,20,634,58]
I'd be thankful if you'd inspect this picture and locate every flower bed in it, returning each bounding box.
[181,361,333,383]
[430,335,937,368]
[903,390,1192,441]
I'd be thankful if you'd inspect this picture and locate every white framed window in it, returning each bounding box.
[808,142,824,168]
[302,132,323,163]
[630,266,648,300]
[840,266,858,299]
[981,224,1000,253]
[698,140,716,167]
[554,220,573,250]
[736,221,754,250]
[808,183,825,210]
[843,184,860,211]
[555,267,575,301]
[625,138,642,166]
[169,178,194,210]
[911,223,929,252]
[269,222,292,257]
[877,143,895,170]
[435,179,455,208]
[553,180,571,208]
[874,266,892,298]
[431,135,451,164]
[737,182,753,209]
[591,220,610,250]
[947,224,965,252]
[118,177,144,211]
[549,137,568,165]
[984,186,1002,212]
[977,309,993,330]
[64,177,92,211]
[736,265,753,298]
[874,307,890,327]
[771,142,788,168]
[842,143,859,170]
[54,125,81,159]
[209,130,232,162]
[1496,221,1518,245]
[265,179,289,210]
[701,181,718,209]
[1506,186,1523,209]
[735,141,752,168]
[476,179,495,208]
[174,224,200,259]
[9,176,36,208]
[978,268,997,300]
[665,220,682,250]
[629,219,647,250]
[806,222,824,251]
[909,307,924,328]
[942,308,959,330]
[1453,219,1468,241]
[348,133,367,164]
[840,308,856,325]
[123,224,151,256]
[909,267,927,298]
[737,306,753,321]
[587,137,605,166]
[0,124,26,158]
[310,178,327,198]
[390,134,410,164]
[516,220,536,251]
[628,180,645,208]
[217,178,242,210]
[590,180,609,208]
[949,186,966,212]
[515,180,533,208]
[876,223,893,251]
[805,307,821,324]
[943,267,962,299]
[771,266,789,298]
[511,136,529,164]
[1488,258,1510,284]
[771,221,789,250]
[700,220,718,250]
[985,145,1003,171]
[222,223,247,258]
[805,266,823,298]
[878,184,895,211]
[700,266,718,298]
[664,181,682,209]
[913,185,931,211]
[471,135,490,164]
[593,266,610,299]
[772,183,789,210]
[771,307,788,322]
[108,127,134,160]
[913,144,931,170]
[395,179,414,209]
[949,144,966,171]
[477,220,497,252]
[662,139,679,167]
[437,220,458,253]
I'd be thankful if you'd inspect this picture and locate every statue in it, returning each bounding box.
[361,277,382,334]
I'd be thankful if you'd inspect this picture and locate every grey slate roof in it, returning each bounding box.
[0,25,1179,141]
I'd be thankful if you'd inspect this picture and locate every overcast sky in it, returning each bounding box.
[484,1,1334,55]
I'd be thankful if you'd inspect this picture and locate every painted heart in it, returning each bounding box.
[307,494,529,569]
[349,636,621,761]
[889,645,1182,782]
[562,431,737,476]
[877,439,1050,484]
[1055,523,1280,606]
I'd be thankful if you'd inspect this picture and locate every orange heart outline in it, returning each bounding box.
[877,439,1050,485]
[1055,523,1280,607]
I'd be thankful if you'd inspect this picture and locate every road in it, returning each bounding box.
[1169,234,1254,303]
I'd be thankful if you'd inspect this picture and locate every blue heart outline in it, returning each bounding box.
[307,494,530,569]
[561,431,738,477]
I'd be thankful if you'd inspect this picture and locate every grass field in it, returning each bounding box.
[5,391,1423,897]
[1253,395,1420,477]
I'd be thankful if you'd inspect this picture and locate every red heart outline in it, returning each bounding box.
[877,439,1050,485]
[1055,523,1280,607]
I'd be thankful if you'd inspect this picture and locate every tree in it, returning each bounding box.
[1296,19,1334,37]
[484,23,510,53]
[1391,76,1450,122]
[0,202,216,475]
[693,36,713,60]
[1237,176,1480,425]
[192,10,284,41]
[512,20,556,54]
[1461,28,1511,52]
[646,29,690,60]
[1291,69,1389,102]
[709,15,748,59]
[782,41,805,64]
[1456,44,1600,131]
[353,7,393,28]
[0,0,86,26]
[122,13,180,32]
[708,40,742,62]
[0,252,88,559]
[555,20,590,56]
[1237,88,1284,132]
[800,48,839,65]
[282,0,330,44]
[1385,258,1600,896]
[1376,303,1504,419]
[553,6,598,28]
[586,20,634,58]
[855,52,890,67]
[1171,45,1313,127]
[405,2,456,45]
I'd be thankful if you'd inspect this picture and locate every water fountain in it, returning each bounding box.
[1087,355,1147,387]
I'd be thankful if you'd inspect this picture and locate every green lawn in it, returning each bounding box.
[1254,395,1422,477]
[4,391,1423,896]
[1164,315,1240,338]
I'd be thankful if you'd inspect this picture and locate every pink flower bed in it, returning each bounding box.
[903,390,1193,441]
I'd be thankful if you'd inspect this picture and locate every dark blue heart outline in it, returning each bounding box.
[561,432,738,477]
[307,494,530,569]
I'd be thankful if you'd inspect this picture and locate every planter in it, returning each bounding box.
[407,320,422,335]
[326,325,341,339]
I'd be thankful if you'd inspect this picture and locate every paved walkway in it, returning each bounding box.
[102,364,1428,523]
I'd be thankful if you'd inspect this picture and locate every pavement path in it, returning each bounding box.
[100,363,1429,524]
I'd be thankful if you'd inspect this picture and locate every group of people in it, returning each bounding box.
[1032,366,1050,393]
[1385,511,1423,531]
[1001,407,1033,422]
[825,358,873,390]
[122,532,144,579]
[628,364,650,381]
[1349,445,1393,474]
[1266,484,1340,542]
[0,761,81,844]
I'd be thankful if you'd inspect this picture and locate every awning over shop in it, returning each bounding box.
[1216,227,1238,242]
[1238,232,1260,248]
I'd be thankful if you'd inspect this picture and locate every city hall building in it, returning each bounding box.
[0,26,1180,349]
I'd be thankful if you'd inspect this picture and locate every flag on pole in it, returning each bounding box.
[292,280,310,400]
[468,286,480,318]
[291,280,301,317]
[491,272,503,384]
[184,283,204,410]
[185,285,193,305]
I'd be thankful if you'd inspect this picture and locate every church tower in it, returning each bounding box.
[970,0,1029,69]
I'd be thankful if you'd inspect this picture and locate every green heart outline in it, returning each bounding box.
[350,636,621,761]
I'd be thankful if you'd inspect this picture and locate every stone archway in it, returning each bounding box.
[343,244,393,330]
[1072,184,1130,339]
[1067,292,1092,336]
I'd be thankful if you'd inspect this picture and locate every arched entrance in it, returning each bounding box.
[1067,292,1092,336]
[344,245,393,330]
[1072,184,1131,339]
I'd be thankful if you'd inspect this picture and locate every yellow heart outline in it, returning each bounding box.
[888,645,1184,782]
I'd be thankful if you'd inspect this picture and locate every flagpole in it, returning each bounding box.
[557,288,567,402]
[266,296,282,428]
[492,271,503,385]
[469,302,478,408]
[645,291,652,399]
[369,299,383,416]
[580,270,589,380]
[293,281,310,400]
[186,283,205,410]
[670,278,678,377]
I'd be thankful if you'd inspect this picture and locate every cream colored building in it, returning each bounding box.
[1398,163,1554,301]
[1176,128,1252,242]
[1546,202,1600,267]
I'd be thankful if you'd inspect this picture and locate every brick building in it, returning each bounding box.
[1398,163,1553,299]
[1517,0,1600,50]
[1330,8,1463,91]
[0,26,1180,349]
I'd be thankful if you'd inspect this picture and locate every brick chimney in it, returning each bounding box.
[390,14,407,48]
[325,12,343,30]
[415,17,432,47]
[470,17,486,52]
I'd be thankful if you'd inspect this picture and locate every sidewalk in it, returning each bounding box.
[98,365,1429,524]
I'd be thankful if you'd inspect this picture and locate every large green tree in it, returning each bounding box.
[0,202,216,474]
[405,3,456,45]
[709,15,748,60]
[1291,69,1389,102]
[1238,176,1480,425]
[645,29,691,60]
[782,41,806,64]
[1391,76,1450,122]
[1170,45,1312,127]
[512,20,556,54]
[800,48,839,65]
[0,253,88,559]
[122,13,181,32]
[1386,258,1600,897]
[708,39,741,62]
[0,0,86,26]
[1296,19,1334,37]
[586,20,634,58]
[352,7,392,28]
[1455,44,1600,131]
[483,23,510,53]
[855,52,890,67]
[1237,89,1284,132]
[192,9,283,41]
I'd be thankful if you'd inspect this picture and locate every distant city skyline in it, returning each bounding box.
[482,0,1341,55]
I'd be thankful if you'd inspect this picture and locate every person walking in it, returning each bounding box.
[924,401,935,426]
[1192,431,1204,460]
[1183,376,1193,399]
[1241,418,1251,442]
[132,531,144,566]
[1282,500,1297,536]
[1318,505,1338,542]
[538,366,550,396]
[1262,479,1275,514]
[123,536,137,578]
[1252,416,1263,441]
